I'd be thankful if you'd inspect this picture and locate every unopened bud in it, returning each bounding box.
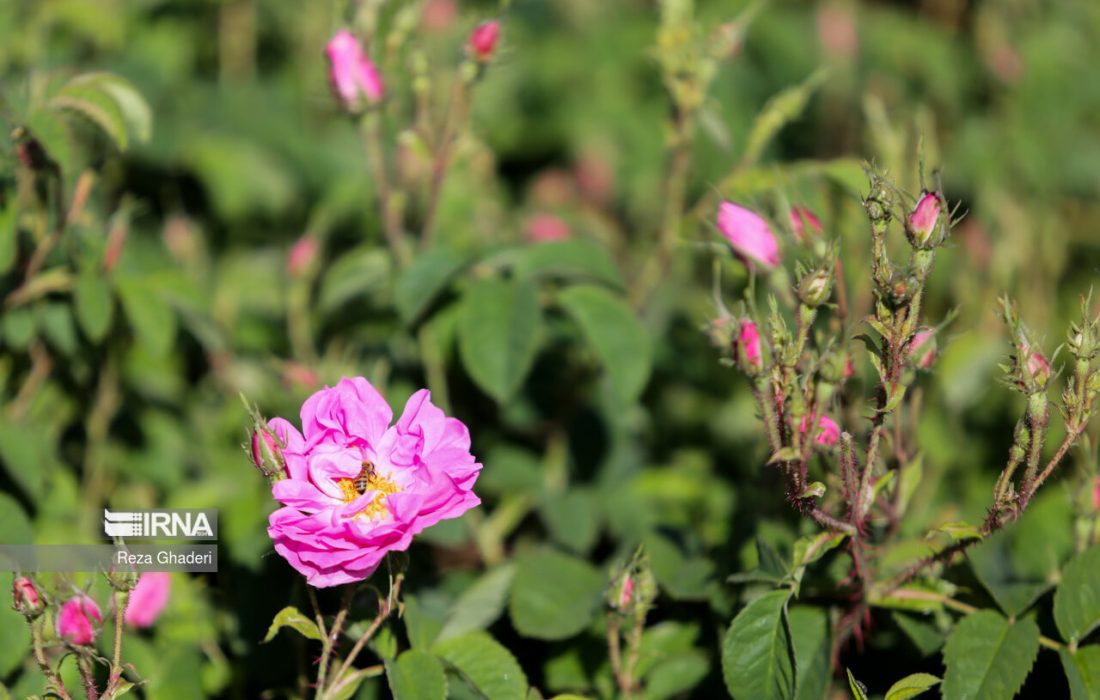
[287,235,318,277]
[788,206,823,243]
[468,20,501,62]
[798,268,833,307]
[906,191,942,249]
[12,576,43,618]
[57,595,102,645]
[908,329,937,369]
[736,319,764,374]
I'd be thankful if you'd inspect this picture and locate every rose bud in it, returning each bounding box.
[12,576,43,617]
[1024,343,1051,386]
[789,206,823,242]
[909,329,937,369]
[287,236,318,277]
[907,191,942,248]
[717,201,780,270]
[800,415,840,447]
[798,268,833,307]
[735,319,764,374]
[57,594,103,646]
[468,20,501,62]
[325,30,384,111]
[124,573,171,628]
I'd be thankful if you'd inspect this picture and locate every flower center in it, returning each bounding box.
[337,461,400,521]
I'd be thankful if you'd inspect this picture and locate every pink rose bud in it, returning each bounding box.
[800,415,840,447]
[1025,344,1050,385]
[468,21,501,61]
[618,575,634,609]
[737,319,763,374]
[1092,476,1100,512]
[287,236,318,277]
[909,329,937,369]
[843,358,855,380]
[12,576,42,616]
[717,201,780,270]
[57,595,102,645]
[325,30,384,111]
[124,573,170,628]
[788,206,823,242]
[907,192,942,248]
[526,213,571,243]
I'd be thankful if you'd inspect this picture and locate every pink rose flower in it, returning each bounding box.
[788,206,823,242]
[526,213,571,243]
[12,576,41,615]
[266,378,482,587]
[325,30,383,111]
[468,21,501,61]
[909,329,937,369]
[124,573,170,628]
[57,595,102,645]
[717,201,780,270]
[800,414,840,447]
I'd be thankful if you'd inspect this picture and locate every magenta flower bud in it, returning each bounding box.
[526,213,571,243]
[736,319,764,374]
[907,192,942,248]
[57,595,102,645]
[325,30,383,111]
[909,329,937,369]
[1026,345,1051,385]
[1092,476,1100,512]
[800,415,840,447]
[124,573,170,628]
[287,236,318,277]
[468,21,501,61]
[843,358,855,380]
[617,575,634,609]
[717,201,780,270]
[788,206,823,242]
[12,576,42,617]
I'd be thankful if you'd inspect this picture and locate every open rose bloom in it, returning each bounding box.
[265,378,482,587]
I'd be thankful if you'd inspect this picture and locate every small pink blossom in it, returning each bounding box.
[1025,344,1050,383]
[843,358,855,380]
[124,573,170,628]
[908,192,942,246]
[737,320,763,373]
[817,3,859,60]
[468,21,501,61]
[288,236,318,277]
[325,30,383,111]
[618,575,634,608]
[788,206,823,242]
[800,414,840,447]
[266,378,481,587]
[251,429,279,470]
[717,201,780,270]
[57,595,102,645]
[526,213,571,243]
[909,330,937,369]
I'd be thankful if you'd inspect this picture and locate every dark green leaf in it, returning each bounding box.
[117,278,176,357]
[512,240,623,288]
[1061,645,1100,700]
[892,612,945,657]
[437,564,516,642]
[459,277,541,402]
[509,549,605,640]
[1055,546,1100,643]
[0,422,51,499]
[394,249,468,323]
[789,606,830,700]
[540,488,600,555]
[558,285,651,404]
[387,649,446,700]
[721,590,795,700]
[317,246,391,314]
[0,199,17,274]
[75,266,114,342]
[941,610,1039,700]
[433,631,528,700]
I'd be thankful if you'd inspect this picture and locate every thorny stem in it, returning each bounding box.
[421,77,466,251]
[31,619,73,700]
[77,653,100,700]
[111,590,128,677]
[328,573,404,695]
[1023,427,1084,506]
[315,586,356,698]
[606,614,627,696]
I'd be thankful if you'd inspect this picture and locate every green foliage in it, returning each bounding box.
[458,277,542,402]
[721,590,795,700]
[386,649,447,700]
[941,611,1040,700]
[432,631,528,700]
[509,549,605,641]
[1055,546,1100,644]
[263,606,323,643]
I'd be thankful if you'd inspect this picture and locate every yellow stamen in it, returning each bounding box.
[336,470,400,521]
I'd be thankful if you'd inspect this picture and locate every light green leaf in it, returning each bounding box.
[789,606,830,700]
[317,246,391,313]
[0,199,17,274]
[433,631,528,700]
[721,590,795,700]
[327,667,384,700]
[25,109,74,173]
[386,649,446,700]
[71,72,152,144]
[75,266,114,342]
[1060,645,1100,700]
[0,422,51,500]
[394,249,467,323]
[459,277,541,402]
[847,669,869,700]
[1055,546,1100,643]
[739,69,829,168]
[52,81,129,149]
[885,673,941,700]
[557,284,651,404]
[437,564,516,642]
[117,278,176,357]
[262,606,323,643]
[513,240,624,288]
[941,610,1039,700]
[509,549,605,640]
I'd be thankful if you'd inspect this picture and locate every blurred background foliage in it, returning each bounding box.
[1,0,1099,697]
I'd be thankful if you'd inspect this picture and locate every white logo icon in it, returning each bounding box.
[103,510,215,539]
